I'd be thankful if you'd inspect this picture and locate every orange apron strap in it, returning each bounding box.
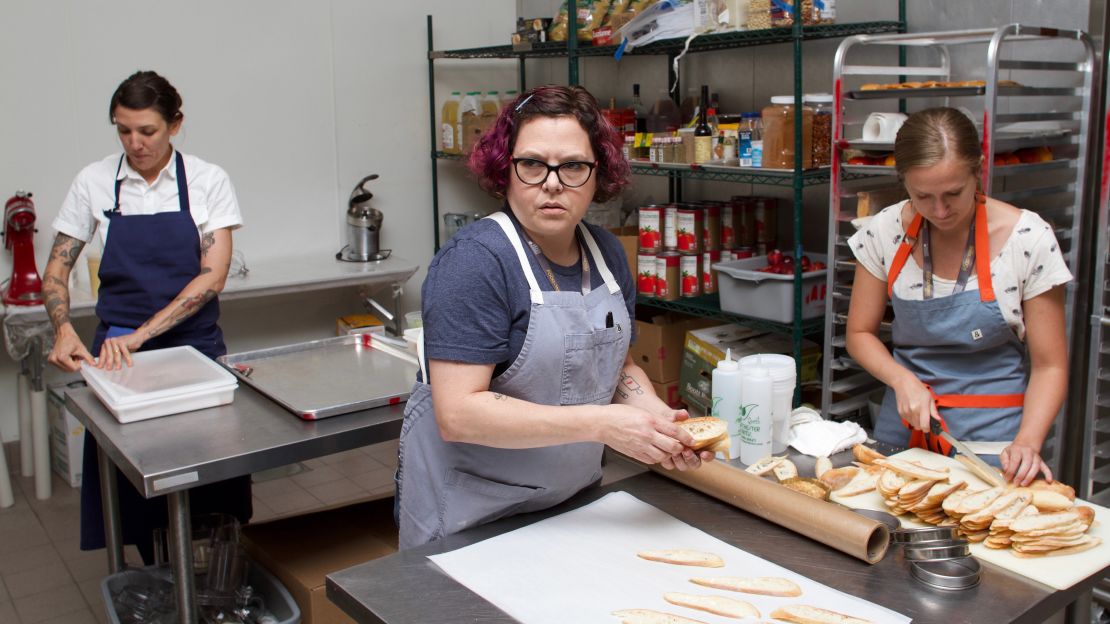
[887,212,924,298]
[934,393,1025,409]
[973,194,995,302]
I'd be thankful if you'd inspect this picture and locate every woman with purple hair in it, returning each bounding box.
[395,85,713,548]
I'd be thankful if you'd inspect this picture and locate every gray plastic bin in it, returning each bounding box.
[714,254,829,323]
[100,561,300,624]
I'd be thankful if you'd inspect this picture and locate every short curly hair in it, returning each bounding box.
[467,85,630,203]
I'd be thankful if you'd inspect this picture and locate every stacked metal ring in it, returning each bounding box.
[892,527,981,590]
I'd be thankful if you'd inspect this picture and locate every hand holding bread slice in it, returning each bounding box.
[677,417,728,451]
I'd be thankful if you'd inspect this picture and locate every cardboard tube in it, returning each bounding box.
[652,460,890,564]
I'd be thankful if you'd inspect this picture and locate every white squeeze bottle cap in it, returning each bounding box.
[718,348,738,371]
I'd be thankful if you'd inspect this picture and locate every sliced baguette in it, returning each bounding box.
[1031,490,1074,512]
[637,549,725,568]
[1029,479,1076,501]
[746,455,786,476]
[836,468,880,497]
[689,576,802,597]
[773,459,799,481]
[873,457,949,481]
[662,593,759,619]
[611,609,709,624]
[815,456,833,479]
[770,604,873,624]
[852,444,886,465]
[706,438,731,457]
[819,466,859,492]
[679,418,729,450]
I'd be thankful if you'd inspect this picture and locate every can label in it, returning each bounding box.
[663,205,678,250]
[680,254,701,297]
[636,253,657,297]
[721,204,735,249]
[656,253,680,300]
[638,206,662,251]
[702,203,721,252]
[702,250,720,294]
[676,208,702,254]
[753,197,777,243]
[735,246,755,259]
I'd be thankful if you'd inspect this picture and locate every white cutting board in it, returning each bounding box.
[430,491,911,624]
[831,447,1110,590]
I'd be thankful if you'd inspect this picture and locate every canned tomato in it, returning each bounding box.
[701,250,720,294]
[680,254,701,297]
[734,246,755,259]
[700,201,722,252]
[676,204,703,254]
[731,196,756,247]
[662,204,678,250]
[656,252,680,301]
[638,205,663,252]
[753,197,777,244]
[721,202,736,249]
[636,253,657,297]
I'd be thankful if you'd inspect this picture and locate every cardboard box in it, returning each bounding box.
[336,314,384,336]
[609,225,638,277]
[651,379,682,408]
[47,381,86,488]
[679,326,820,410]
[630,311,718,384]
[243,497,398,624]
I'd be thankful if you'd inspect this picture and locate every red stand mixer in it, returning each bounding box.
[3,191,44,306]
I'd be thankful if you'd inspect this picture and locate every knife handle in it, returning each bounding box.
[929,417,943,436]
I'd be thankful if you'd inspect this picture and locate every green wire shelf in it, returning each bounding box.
[637,295,825,337]
[630,162,831,186]
[429,21,903,60]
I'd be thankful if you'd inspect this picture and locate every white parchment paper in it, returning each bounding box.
[429,491,912,623]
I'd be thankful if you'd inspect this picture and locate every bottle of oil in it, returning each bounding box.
[694,85,713,164]
[440,92,461,154]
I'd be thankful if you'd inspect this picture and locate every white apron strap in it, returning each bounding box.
[416,327,428,383]
[487,212,544,304]
[577,223,620,295]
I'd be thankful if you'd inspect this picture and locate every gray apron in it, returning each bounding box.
[397,212,631,549]
[873,198,1026,467]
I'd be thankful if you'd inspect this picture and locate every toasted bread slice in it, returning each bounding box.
[770,604,873,624]
[637,549,725,568]
[819,466,859,492]
[773,459,799,482]
[679,418,728,450]
[662,593,760,619]
[835,468,879,497]
[873,458,949,481]
[781,477,830,500]
[1011,536,1102,558]
[745,455,786,476]
[689,576,802,597]
[611,609,709,624]
[852,444,886,465]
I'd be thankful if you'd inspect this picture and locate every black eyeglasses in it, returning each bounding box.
[511,158,597,188]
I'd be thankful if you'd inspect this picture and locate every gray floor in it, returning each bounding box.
[0,440,646,623]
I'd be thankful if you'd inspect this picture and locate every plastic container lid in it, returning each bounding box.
[770,96,798,105]
[81,346,237,407]
[804,93,834,103]
[738,353,796,382]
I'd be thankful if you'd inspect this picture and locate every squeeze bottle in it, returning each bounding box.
[711,349,741,460]
[738,365,773,465]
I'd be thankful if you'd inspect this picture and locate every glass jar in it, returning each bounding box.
[748,0,771,29]
[761,96,813,170]
[804,93,833,168]
[769,0,818,27]
[812,0,836,24]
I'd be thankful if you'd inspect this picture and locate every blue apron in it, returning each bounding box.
[80,152,251,560]
[396,212,631,549]
[873,197,1026,467]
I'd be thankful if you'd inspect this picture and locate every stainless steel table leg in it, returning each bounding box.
[167,491,197,624]
[391,281,404,336]
[97,449,124,573]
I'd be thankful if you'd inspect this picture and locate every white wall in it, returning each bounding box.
[0,0,517,441]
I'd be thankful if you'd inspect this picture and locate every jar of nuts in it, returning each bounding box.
[804,93,833,168]
[748,0,771,30]
[770,0,819,27]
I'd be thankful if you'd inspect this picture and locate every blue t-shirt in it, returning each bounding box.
[421,207,636,379]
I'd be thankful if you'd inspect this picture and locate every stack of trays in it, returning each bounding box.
[892,527,980,590]
[81,346,238,423]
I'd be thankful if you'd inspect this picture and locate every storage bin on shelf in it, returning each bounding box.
[714,254,828,323]
[100,562,300,624]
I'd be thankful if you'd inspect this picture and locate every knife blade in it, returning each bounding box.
[930,420,1005,487]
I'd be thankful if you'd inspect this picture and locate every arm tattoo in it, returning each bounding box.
[493,393,507,401]
[49,233,85,269]
[43,274,71,330]
[618,372,645,399]
[200,232,216,257]
[145,289,218,339]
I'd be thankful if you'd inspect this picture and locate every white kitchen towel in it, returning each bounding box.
[861,112,908,142]
[788,407,868,457]
[429,491,911,624]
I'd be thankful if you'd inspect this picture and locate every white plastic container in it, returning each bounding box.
[738,365,772,465]
[80,346,238,424]
[711,349,741,460]
[739,353,797,453]
[714,254,828,323]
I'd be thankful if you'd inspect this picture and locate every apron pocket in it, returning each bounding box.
[439,469,546,538]
[560,327,625,405]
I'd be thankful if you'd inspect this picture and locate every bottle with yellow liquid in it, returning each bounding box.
[441,92,461,154]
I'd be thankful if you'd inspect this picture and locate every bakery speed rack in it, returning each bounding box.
[820,24,1096,476]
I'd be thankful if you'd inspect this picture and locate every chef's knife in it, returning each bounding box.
[930,419,1005,487]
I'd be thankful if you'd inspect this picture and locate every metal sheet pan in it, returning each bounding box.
[218,335,418,420]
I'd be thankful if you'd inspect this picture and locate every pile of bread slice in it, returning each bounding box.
[858,79,1022,91]
[828,445,1100,558]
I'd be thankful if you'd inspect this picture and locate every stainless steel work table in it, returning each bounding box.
[65,383,407,624]
[326,471,1106,624]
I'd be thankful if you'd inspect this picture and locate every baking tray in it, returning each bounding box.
[847,86,987,100]
[218,334,418,420]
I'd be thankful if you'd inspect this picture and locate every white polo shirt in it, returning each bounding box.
[53,149,243,246]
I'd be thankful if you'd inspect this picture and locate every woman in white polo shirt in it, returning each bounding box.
[43,70,250,563]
